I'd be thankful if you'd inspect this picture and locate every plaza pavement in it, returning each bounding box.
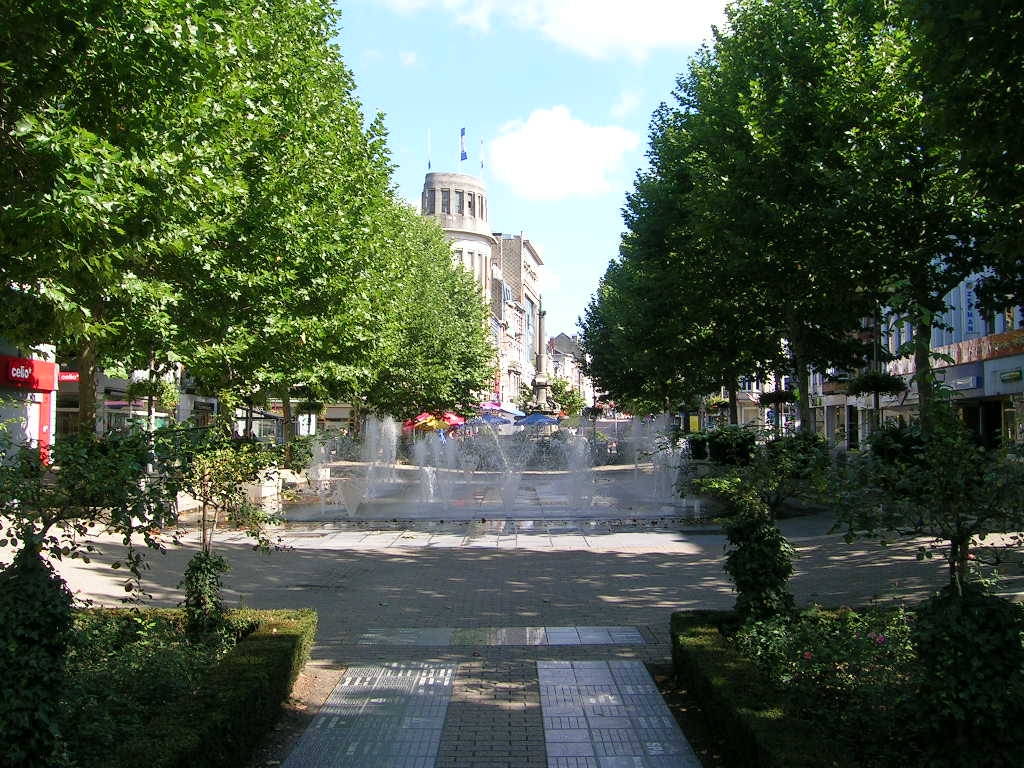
[56,464,979,768]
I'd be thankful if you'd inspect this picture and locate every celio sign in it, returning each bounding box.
[9,363,33,381]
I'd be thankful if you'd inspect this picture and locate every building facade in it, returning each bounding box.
[419,171,594,414]
[808,276,1024,449]
[493,232,544,407]
[421,172,497,301]
[547,333,597,410]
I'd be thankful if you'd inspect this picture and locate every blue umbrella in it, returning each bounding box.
[466,413,510,426]
[516,412,559,426]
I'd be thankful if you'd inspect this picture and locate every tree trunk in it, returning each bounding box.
[146,352,157,434]
[244,397,254,438]
[913,317,934,434]
[728,383,739,425]
[281,388,294,444]
[949,535,970,595]
[78,339,98,434]
[796,364,812,434]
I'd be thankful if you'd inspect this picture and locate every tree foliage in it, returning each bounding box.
[581,0,1016,432]
[549,377,587,416]
[834,402,1024,590]
[907,0,1024,312]
[1,0,494,429]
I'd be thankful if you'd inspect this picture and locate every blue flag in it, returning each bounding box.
[460,127,467,161]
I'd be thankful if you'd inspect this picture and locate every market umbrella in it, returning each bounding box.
[466,413,510,426]
[516,412,559,427]
[403,411,464,432]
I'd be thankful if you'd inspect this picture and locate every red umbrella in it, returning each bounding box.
[404,411,465,431]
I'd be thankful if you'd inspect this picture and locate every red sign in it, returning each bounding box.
[9,362,32,382]
[58,371,80,383]
[0,355,57,391]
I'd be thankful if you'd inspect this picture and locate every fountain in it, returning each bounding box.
[290,411,696,523]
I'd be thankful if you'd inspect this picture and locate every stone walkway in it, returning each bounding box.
[56,471,971,768]
[280,648,700,768]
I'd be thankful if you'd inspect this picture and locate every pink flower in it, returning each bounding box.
[875,634,886,644]
[803,651,814,660]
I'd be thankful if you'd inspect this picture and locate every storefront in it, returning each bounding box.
[0,354,58,461]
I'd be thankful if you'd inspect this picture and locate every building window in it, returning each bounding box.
[441,189,451,214]
[455,190,464,214]
[424,189,435,215]
[480,196,485,220]
[468,192,475,217]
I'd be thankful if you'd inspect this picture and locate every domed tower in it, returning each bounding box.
[421,172,498,298]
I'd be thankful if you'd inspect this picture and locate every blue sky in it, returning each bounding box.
[334,0,727,337]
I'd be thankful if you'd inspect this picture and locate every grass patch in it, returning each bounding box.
[62,607,317,768]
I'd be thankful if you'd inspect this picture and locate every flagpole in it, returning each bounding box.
[427,128,432,171]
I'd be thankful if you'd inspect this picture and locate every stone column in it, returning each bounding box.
[532,308,553,412]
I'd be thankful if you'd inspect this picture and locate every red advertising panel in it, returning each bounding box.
[0,355,57,391]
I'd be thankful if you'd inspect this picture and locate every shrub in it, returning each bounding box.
[865,419,925,464]
[906,585,1024,765]
[61,609,233,766]
[0,550,74,767]
[706,425,757,465]
[63,608,317,768]
[723,510,795,621]
[671,611,856,768]
[734,605,913,754]
[181,551,231,635]
[686,432,709,460]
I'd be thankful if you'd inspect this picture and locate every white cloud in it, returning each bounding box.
[375,0,726,59]
[489,106,638,201]
[399,50,419,67]
[610,90,642,120]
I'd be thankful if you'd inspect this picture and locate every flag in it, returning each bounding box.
[460,127,467,161]
[480,137,484,169]
[427,128,432,170]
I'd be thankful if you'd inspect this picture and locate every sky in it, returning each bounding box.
[334,0,728,337]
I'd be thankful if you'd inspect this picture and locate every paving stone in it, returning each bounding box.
[538,661,702,768]
[282,663,455,768]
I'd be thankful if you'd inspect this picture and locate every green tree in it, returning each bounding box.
[0,0,249,431]
[835,402,1024,591]
[549,378,586,416]
[356,207,496,418]
[168,422,294,633]
[907,0,1024,312]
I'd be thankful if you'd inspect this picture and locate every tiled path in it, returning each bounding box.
[58,484,964,767]
[283,632,701,768]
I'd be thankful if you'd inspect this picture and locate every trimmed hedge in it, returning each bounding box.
[114,608,318,768]
[671,610,855,768]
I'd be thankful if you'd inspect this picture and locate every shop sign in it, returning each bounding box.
[9,362,32,382]
[952,376,980,390]
[58,371,80,383]
[999,369,1023,383]
[1,355,57,391]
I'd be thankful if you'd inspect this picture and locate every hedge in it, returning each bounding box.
[114,608,318,768]
[670,610,855,768]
